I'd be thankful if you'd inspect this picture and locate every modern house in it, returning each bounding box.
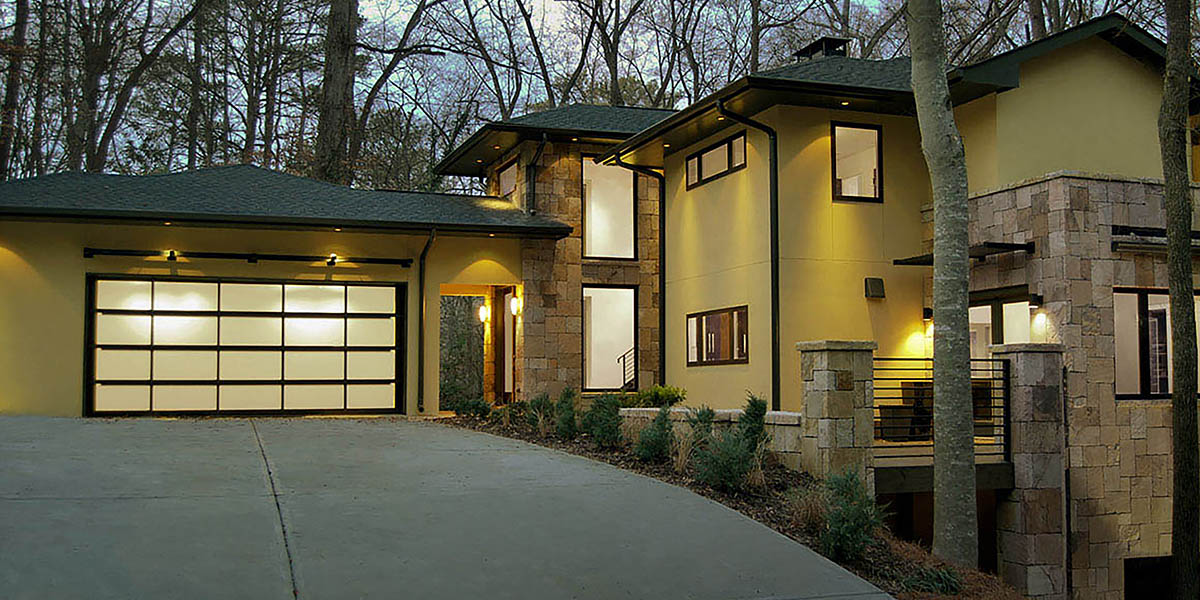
[0,12,1192,600]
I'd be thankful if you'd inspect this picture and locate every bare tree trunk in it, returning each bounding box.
[0,0,30,179]
[312,0,357,184]
[907,0,978,568]
[749,0,761,73]
[1027,0,1046,40]
[29,0,46,175]
[1160,0,1200,597]
[186,5,204,170]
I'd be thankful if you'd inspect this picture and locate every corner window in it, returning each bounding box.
[832,123,882,202]
[1114,288,1200,399]
[685,132,746,190]
[686,306,748,366]
[583,158,636,259]
[583,286,637,390]
[498,161,517,199]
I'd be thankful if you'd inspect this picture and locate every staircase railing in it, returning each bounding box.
[617,347,636,391]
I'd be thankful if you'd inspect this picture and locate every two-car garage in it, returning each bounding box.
[87,276,405,415]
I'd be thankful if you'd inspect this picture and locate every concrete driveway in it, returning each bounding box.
[0,417,890,600]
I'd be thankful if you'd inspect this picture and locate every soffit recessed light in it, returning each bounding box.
[571,137,579,142]
[717,115,725,121]
[475,159,483,163]
[840,101,850,106]
[663,143,671,148]
[492,144,501,150]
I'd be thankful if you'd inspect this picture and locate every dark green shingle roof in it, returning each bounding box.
[756,56,913,92]
[503,104,677,134]
[0,164,571,238]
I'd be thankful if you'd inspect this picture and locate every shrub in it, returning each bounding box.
[583,394,623,449]
[902,565,963,595]
[786,485,830,535]
[493,401,527,427]
[685,405,716,448]
[820,468,887,563]
[527,393,554,436]
[693,428,753,492]
[555,388,578,440]
[634,406,673,462]
[620,385,687,408]
[451,398,491,418]
[737,393,768,450]
[671,429,694,474]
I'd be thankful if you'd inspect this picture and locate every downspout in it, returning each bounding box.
[526,133,548,214]
[716,99,781,411]
[417,229,437,413]
[612,155,667,387]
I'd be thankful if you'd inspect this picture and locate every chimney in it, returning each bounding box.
[793,36,850,61]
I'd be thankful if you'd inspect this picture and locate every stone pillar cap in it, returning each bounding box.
[795,340,877,351]
[989,343,1066,353]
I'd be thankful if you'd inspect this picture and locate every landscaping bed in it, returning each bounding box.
[441,396,1019,600]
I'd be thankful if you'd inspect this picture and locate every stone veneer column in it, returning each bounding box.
[795,340,876,493]
[992,343,1067,600]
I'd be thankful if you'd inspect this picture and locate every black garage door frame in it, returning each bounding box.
[83,273,407,417]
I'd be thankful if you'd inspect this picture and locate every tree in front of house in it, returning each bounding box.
[906,0,978,568]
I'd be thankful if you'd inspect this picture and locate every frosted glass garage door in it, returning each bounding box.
[89,278,403,414]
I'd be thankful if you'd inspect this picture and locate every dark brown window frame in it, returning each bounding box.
[684,131,747,191]
[581,283,639,392]
[1113,286,1200,401]
[581,153,638,261]
[686,305,749,367]
[830,121,883,203]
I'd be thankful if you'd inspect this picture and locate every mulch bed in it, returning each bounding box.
[439,414,1021,600]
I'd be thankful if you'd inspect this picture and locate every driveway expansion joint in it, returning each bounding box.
[251,419,300,599]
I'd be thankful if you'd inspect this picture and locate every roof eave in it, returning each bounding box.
[434,122,642,177]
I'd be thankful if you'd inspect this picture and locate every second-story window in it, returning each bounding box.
[685,132,746,189]
[832,123,882,202]
[498,160,518,199]
[583,157,635,259]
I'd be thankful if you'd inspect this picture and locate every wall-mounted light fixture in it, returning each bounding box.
[509,296,523,316]
[922,307,933,321]
[166,250,177,261]
[327,253,337,266]
[1028,293,1044,309]
[478,303,491,323]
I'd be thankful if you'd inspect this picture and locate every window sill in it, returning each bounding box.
[686,359,750,367]
[583,255,639,263]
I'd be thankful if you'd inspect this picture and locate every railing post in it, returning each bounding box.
[795,340,877,495]
[989,343,1067,599]
[1002,357,1012,463]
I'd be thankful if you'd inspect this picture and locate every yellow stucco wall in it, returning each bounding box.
[0,220,521,416]
[961,37,1167,189]
[664,106,929,412]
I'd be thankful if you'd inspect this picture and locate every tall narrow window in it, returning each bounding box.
[686,306,748,366]
[583,286,636,390]
[685,132,746,189]
[832,123,882,202]
[583,158,636,259]
[498,161,518,199]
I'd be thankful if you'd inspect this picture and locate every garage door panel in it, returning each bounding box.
[153,316,217,345]
[153,351,217,380]
[94,385,150,412]
[284,385,344,410]
[88,278,402,415]
[153,386,217,411]
[96,349,150,380]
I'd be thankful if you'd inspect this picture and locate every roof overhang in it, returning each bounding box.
[892,242,1036,266]
[434,123,633,177]
[0,207,573,240]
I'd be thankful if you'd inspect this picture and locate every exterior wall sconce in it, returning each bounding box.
[1029,293,1044,308]
[922,307,933,321]
[166,250,177,261]
[509,296,523,316]
[327,254,337,266]
[478,303,491,323]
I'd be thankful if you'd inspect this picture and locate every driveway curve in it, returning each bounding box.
[0,416,890,600]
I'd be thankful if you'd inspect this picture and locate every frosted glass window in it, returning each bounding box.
[1114,293,1141,395]
[285,318,344,346]
[700,144,728,180]
[347,352,394,379]
[96,280,151,310]
[96,315,151,345]
[153,351,217,380]
[347,384,394,409]
[348,286,395,313]
[220,317,283,346]
[1002,302,1032,344]
[220,351,282,380]
[583,287,635,389]
[686,157,699,186]
[154,316,217,345]
[969,305,993,359]
[96,350,150,380]
[834,125,881,200]
[94,385,150,412]
[499,162,518,198]
[153,386,217,411]
[220,386,282,410]
[285,285,344,313]
[731,136,746,167]
[154,282,217,311]
[347,318,394,346]
[583,160,635,259]
[284,385,343,409]
[285,352,344,380]
[221,284,282,312]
